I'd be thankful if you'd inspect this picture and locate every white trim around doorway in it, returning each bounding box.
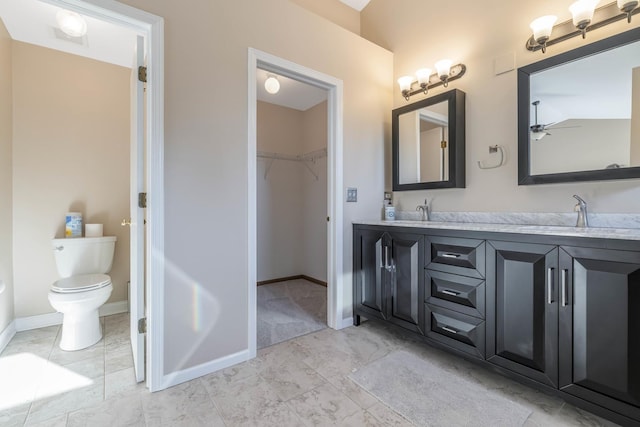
[40,0,166,392]
[247,48,345,358]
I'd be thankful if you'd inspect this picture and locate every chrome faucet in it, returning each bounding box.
[573,195,588,228]
[416,199,430,221]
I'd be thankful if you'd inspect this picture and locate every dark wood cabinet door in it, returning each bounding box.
[387,232,424,333]
[353,229,386,320]
[559,246,640,421]
[486,240,559,387]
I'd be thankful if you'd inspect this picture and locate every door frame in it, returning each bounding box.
[42,0,165,392]
[247,48,345,357]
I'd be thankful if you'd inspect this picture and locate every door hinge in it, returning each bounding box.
[138,66,147,83]
[138,317,147,334]
[441,140,447,149]
[138,192,147,208]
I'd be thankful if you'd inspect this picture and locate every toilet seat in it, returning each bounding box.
[51,273,112,293]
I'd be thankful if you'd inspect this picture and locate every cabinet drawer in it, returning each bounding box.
[425,270,485,318]
[424,304,485,359]
[426,236,485,279]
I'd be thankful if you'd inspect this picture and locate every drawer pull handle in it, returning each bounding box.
[441,326,458,334]
[441,253,461,258]
[561,269,569,307]
[441,289,460,296]
[547,267,554,305]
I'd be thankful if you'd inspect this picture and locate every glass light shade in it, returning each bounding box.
[435,59,453,78]
[56,10,87,37]
[530,15,557,42]
[569,0,600,27]
[415,68,432,85]
[397,76,413,92]
[264,76,280,94]
[618,0,639,11]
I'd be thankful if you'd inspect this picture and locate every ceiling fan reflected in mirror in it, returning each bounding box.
[530,100,580,141]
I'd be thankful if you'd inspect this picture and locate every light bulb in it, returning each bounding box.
[530,15,557,44]
[435,60,453,79]
[264,76,280,94]
[569,0,600,31]
[397,76,413,92]
[56,10,87,37]
[415,68,432,86]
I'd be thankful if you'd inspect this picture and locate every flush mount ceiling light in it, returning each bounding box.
[56,10,87,38]
[527,0,639,53]
[397,60,466,101]
[264,75,280,95]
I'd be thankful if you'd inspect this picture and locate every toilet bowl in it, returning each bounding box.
[49,236,117,351]
[48,274,113,351]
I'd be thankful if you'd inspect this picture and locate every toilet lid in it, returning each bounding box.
[52,274,111,293]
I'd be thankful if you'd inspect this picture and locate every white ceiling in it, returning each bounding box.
[0,0,139,68]
[256,68,328,111]
[339,0,372,12]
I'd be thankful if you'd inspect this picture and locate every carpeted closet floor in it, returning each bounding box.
[257,278,327,349]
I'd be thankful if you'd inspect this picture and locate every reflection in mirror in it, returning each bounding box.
[393,89,465,191]
[518,27,640,185]
[398,101,449,184]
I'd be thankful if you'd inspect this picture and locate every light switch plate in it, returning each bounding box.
[347,187,357,202]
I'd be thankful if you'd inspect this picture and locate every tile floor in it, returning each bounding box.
[0,314,621,426]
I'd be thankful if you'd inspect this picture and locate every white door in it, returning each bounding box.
[130,35,146,383]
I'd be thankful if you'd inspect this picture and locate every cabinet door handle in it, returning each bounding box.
[442,289,460,296]
[441,253,461,258]
[442,326,458,334]
[561,269,569,307]
[547,267,554,305]
[384,246,391,271]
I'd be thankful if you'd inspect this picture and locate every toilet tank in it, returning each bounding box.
[52,236,117,278]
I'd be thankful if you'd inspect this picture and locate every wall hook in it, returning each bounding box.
[478,145,505,169]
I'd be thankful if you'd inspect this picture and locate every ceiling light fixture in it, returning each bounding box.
[527,0,639,53]
[264,75,280,95]
[56,10,88,38]
[397,61,466,101]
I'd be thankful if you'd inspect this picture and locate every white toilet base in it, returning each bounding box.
[59,309,102,351]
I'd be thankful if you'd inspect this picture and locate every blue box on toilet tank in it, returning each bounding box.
[65,212,83,238]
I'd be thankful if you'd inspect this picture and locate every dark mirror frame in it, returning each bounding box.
[392,88,466,191]
[518,27,640,185]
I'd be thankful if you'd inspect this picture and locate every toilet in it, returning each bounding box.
[48,236,117,351]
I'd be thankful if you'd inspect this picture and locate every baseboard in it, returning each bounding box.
[257,274,327,287]
[14,301,129,332]
[160,349,251,390]
[0,321,16,353]
[100,300,129,317]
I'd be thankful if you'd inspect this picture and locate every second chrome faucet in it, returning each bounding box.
[573,195,588,228]
[416,199,430,221]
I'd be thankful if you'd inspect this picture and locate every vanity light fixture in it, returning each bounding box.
[527,0,639,53]
[56,10,87,38]
[397,62,466,101]
[264,75,280,94]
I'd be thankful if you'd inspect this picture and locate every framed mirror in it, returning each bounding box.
[518,27,640,185]
[392,89,465,191]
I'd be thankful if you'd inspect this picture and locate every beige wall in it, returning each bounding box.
[0,19,13,332]
[12,42,130,317]
[362,0,640,214]
[290,0,360,35]
[301,101,328,282]
[118,0,392,375]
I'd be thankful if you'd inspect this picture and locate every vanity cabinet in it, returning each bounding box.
[353,228,423,333]
[558,246,640,420]
[486,241,559,388]
[353,223,640,426]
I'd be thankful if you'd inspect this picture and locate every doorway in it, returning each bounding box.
[36,0,165,391]
[248,49,345,358]
[255,70,329,348]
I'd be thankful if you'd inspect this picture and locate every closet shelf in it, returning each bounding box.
[258,148,327,180]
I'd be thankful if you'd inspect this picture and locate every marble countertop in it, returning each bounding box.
[354,219,640,241]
